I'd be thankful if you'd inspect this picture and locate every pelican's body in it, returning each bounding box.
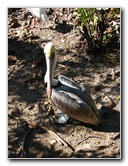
[28,8,49,29]
[44,42,101,126]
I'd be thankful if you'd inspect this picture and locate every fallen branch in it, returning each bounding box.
[38,125,75,152]
[19,127,33,157]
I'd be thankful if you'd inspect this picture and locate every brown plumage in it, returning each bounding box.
[44,42,101,126]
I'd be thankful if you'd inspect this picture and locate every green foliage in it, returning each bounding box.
[76,8,120,54]
[77,8,99,27]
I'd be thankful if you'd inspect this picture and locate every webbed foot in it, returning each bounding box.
[54,113,71,124]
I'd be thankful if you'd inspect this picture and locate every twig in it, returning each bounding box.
[104,93,116,108]
[73,135,104,147]
[8,66,16,77]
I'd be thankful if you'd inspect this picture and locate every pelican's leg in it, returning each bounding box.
[30,17,36,28]
[36,18,42,30]
[54,110,71,124]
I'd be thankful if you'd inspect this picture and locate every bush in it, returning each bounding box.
[76,8,120,55]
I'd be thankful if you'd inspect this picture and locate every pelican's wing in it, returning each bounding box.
[51,88,101,126]
[28,8,40,17]
[58,75,101,121]
[58,75,81,90]
[81,89,101,120]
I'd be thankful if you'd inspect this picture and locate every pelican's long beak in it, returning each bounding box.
[44,42,56,99]
[46,57,52,98]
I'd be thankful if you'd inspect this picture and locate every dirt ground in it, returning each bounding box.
[8,8,120,158]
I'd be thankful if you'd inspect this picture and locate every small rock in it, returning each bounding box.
[50,139,57,145]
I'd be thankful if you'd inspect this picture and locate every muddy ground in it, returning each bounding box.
[8,8,120,158]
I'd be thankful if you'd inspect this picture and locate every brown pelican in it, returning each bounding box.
[44,42,101,126]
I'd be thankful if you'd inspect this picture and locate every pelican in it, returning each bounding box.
[28,8,49,29]
[44,42,101,126]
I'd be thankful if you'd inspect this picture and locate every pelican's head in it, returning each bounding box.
[44,42,57,98]
[44,42,56,58]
